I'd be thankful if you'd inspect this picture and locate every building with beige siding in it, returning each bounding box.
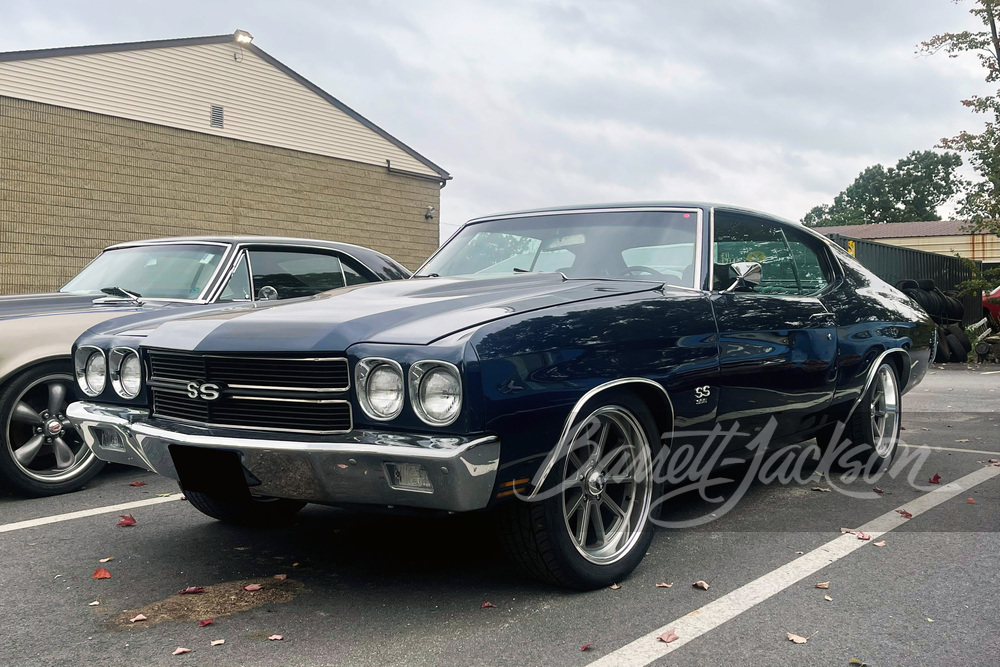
[0,30,450,294]
[816,220,1000,269]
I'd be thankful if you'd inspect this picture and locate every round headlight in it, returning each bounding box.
[85,351,106,395]
[357,358,404,421]
[110,348,142,399]
[410,361,462,426]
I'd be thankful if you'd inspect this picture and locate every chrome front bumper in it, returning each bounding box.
[67,402,500,512]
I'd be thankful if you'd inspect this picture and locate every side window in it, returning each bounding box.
[341,257,374,286]
[217,253,252,302]
[713,214,829,295]
[247,250,347,300]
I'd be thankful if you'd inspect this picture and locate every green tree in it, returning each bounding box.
[918,0,1000,230]
[802,150,963,227]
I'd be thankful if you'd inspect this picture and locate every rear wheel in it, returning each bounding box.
[184,487,306,525]
[0,362,105,497]
[825,362,901,470]
[496,392,659,589]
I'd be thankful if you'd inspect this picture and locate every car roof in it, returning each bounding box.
[465,201,801,226]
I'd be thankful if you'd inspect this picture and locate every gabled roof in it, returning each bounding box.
[0,31,450,180]
[814,220,970,239]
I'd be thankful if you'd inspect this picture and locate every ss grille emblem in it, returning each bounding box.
[186,381,220,401]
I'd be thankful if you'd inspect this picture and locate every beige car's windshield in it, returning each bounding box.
[60,244,227,300]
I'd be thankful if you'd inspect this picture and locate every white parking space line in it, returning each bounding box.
[588,464,1000,667]
[901,444,1000,456]
[0,494,183,534]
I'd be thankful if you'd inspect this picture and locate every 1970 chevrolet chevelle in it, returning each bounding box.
[67,203,933,588]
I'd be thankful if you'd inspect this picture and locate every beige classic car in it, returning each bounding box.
[0,236,409,496]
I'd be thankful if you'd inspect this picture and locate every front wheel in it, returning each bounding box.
[496,392,660,589]
[0,361,105,497]
[183,487,306,525]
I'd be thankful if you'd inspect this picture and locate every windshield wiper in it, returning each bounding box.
[414,273,439,278]
[512,267,531,273]
[94,286,144,305]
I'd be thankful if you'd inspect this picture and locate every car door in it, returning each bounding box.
[710,211,838,442]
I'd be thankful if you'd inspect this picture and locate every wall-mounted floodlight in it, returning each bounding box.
[234,30,253,44]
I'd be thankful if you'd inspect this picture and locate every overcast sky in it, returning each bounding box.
[1,1,993,240]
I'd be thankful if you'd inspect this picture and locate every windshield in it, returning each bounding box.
[60,243,228,300]
[420,210,699,287]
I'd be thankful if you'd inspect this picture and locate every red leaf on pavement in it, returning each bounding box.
[658,628,679,644]
[268,634,283,641]
[244,584,262,592]
[480,601,496,609]
[129,614,147,623]
[929,474,941,484]
[895,509,913,519]
[93,568,111,580]
[172,647,191,655]
[117,514,137,527]
[199,619,214,627]
[966,497,976,504]
[129,481,147,487]
[856,531,871,540]
[873,487,884,494]
[580,644,595,652]
[178,586,205,595]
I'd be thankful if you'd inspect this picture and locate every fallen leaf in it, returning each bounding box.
[849,660,869,666]
[129,614,147,623]
[273,574,287,581]
[117,515,137,527]
[786,632,813,644]
[178,586,205,595]
[292,562,300,567]
[198,619,214,627]
[88,601,100,606]
[268,634,283,641]
[811,487,831,492]
[873,487,884,494]
[929,473,941,484]
[966,497,976,504]
[795,551,804,555]
[927,617,934,622]
[129,481,147,487]
[895,509,913,519]
[692,580,710,590]
[655,582,673,588]
[856,531,871,540]
[481,601,496,609]
[874,540,886,547]
[210,639,225,647]
[840,527,856,534]
[921,427,930,431]
[99,557,114,563]
[580,644,595,652]
[658,628,679,644]
[989,458,1000,464]
[815,581,830,589]
[243,584,262,592]
[337,463,349,469]
[172,647,191,655]
[156,493,172,497]
[610,583,621,590]
[93,568,111,580]
[824,595,833,602]
[956,439,970,443]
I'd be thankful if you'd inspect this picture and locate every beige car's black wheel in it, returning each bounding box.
[0,362,105,497]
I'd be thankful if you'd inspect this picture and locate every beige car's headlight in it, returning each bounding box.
[409,361,462,426]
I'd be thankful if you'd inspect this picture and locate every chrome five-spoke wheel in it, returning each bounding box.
[870,364,900,459]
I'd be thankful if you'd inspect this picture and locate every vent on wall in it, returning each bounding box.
[210,105,224,129]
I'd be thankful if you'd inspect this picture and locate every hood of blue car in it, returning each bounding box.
[115,274,666,352]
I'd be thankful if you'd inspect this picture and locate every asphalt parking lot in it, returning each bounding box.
[1,365,997,667]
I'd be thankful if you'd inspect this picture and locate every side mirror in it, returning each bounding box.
[725,262,762,292]
[257,285,279,301]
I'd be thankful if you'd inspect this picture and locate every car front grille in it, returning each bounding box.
[146,349,352,434]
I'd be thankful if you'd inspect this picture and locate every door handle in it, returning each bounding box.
[809,312,837,325]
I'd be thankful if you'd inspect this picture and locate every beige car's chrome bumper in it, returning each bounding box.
[67,401,500,512]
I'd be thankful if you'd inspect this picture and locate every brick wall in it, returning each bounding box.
[0,96,442,293]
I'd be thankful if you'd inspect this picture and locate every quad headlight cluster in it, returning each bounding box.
[355,358,462,426]
[75,346,142,399]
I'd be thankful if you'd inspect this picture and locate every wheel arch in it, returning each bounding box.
[526,377,674,499]
[0,354,73,390]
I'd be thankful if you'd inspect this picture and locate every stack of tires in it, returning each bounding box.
[895,279,970,363]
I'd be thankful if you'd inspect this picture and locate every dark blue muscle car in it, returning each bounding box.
[67,203,933,588]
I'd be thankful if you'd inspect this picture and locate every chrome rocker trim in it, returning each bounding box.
[67,402,500,513]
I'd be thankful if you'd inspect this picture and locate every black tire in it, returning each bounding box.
[945,334,968,362]
[0,361,105,497]
[895,279,919,291]
[495,391,661,589]
[184,487,306,525]
[944,295,964,322]
[823,362,901,471]
[935,327,952,362]
[946,323,972,352]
